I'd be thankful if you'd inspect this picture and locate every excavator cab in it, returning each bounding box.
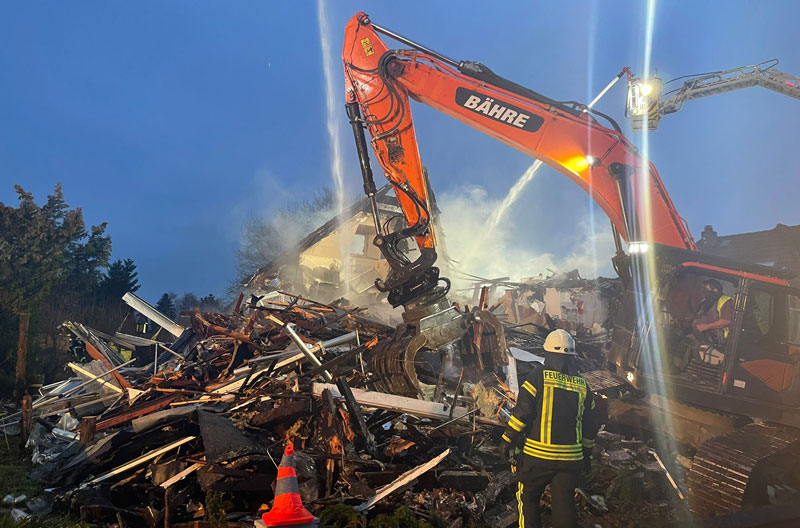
[609,244,800,427]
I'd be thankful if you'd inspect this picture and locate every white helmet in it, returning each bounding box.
[543,329,577,355]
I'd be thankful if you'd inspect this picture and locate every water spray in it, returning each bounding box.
[317,0,351,293]
[458,160,544,275]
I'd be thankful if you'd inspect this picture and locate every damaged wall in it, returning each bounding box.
[244,181,447,324]
[543,287,609,332]
[288,211,392,303]
[492,272,620,335]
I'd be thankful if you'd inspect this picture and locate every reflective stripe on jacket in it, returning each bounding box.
[502,364,601,468]
[718,295,732,339]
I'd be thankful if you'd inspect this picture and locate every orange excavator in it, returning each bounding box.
[342,12,800,516]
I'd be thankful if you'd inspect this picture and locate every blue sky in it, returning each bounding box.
[2,1,798,303]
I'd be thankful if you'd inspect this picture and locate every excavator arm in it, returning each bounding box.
[343,12,695,309]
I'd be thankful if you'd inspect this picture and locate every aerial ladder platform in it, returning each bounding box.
[627,60,800,131]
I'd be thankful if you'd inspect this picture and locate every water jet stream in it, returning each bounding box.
[317,0,350,292]
[460,160,544,271]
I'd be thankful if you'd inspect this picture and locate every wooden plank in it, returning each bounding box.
[356,448,450,511]
[96,395,178,432]
[164,487,173,528]
[160,462,203,489]
[313,383,472,423]
[21,395,32,442]
[86,436,196,485]
[82,342,132,389]
[68,362,124,394]
[65,359,136,398]
[210,369,263,394]
[273,351,306,369]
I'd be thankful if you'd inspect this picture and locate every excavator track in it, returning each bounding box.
[688,423,800,516]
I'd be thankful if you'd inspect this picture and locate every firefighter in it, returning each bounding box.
[499,329,602,528]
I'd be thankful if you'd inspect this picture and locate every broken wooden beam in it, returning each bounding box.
[193,310,253,343]
[313,383,496,425]
[160,462,203,489]
[356,448,451,511]
[68,362,124,394]
[65,359,137,397]
[21,395,32,442]
[80,416,97,444]
[85,436,196,486]
[95,395,178,432]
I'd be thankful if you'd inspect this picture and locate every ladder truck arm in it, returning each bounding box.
[627,60,800,131]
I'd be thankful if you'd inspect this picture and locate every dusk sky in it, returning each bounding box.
[2,1,798,304]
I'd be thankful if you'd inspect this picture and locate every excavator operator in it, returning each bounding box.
[499,329,603,528]
[694,278,733,346]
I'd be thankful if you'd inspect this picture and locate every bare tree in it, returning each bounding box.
[228,187,334,297]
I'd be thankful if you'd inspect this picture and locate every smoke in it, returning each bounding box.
[230,169,337,289]
[437,184,615,295]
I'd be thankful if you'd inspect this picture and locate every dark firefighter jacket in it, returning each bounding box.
[502,363,602,470]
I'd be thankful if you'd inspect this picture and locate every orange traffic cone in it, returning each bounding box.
[261,443,317,527]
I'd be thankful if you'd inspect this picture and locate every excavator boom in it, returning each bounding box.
[343,12,694,308]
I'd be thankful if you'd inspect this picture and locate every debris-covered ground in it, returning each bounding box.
[0,291,696,527]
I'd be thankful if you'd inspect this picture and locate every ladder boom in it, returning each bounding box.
[662,63,800,115]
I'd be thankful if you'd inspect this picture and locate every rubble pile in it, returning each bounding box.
[490,270,622,338]
[0,291,687,527]
[576,430,689,527]
[0,293,518,526]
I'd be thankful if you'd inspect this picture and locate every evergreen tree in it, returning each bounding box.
[178,293,200,312]
[198,294,224,313]
[60,224,112,302]
[0,184,111,396]
[155,293,177,320]
[99,258,140,300]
